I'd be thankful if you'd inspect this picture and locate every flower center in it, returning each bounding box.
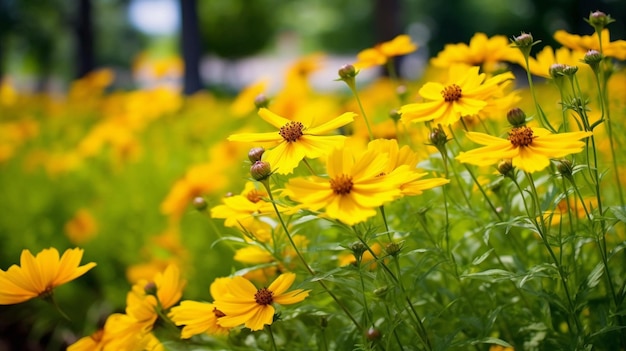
[246,190,265,203]
[279,121,304,142]
[508,126,534,147]
[213,307,226,318]
[330,174,354,195]
[254,288,274,305]
[441,84,462,102]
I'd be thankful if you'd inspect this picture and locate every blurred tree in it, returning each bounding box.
[197,0,277,59]
[180,0,203,95]
[74,0,95,79]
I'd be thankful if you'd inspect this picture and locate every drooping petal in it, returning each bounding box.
[268,273,296,296]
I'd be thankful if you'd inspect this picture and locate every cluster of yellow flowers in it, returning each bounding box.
[1,9,626,351]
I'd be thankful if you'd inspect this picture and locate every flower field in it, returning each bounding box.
[1,11,626,351]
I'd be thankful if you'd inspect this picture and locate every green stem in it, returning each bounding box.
[349,84,374,141]
[267,324,278,351]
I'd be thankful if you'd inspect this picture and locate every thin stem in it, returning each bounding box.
[262,180,363,331]
[349,85,374,141]
[266,325,278,351]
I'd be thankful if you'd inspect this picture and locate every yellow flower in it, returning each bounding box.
[230,79,269,117]
[64,209,98,244]
[367,139,449,195]
[67,329,105,351]
[354,34,418,69]
[456,126,592,173]
[169,277,231,338]
[0,247,96,305]
[524,46,586,78]
[160,163,227,220]
[210,181,284,228]
[283,146,411,225]
[431,33,522,72]
[227,108,355,174]
[400,65,514,126]
[554,29,626,60]
[214,273,309,331]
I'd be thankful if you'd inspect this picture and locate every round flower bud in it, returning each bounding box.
[366,327,382,341]
[192,196,208,211]
[350,242,367,261]
[513,32,534,47]
[583,50,603,72]
[497,160,514,177]
[248,147,265,163]
[549,63,567,79]
[429,126,448,148]
[389,109,401,123]
[250,161,272,181]
[506,108,526,127]
[557,159,573,177]
[144,281,157,296]
[396,85,408,102]
[587,11,614,30]
[385,242,402,257]
[338,64,358,80]
[254,94,269,109]
[562,65,578,77]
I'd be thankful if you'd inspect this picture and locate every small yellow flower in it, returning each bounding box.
[456,126,592,173]
[214,272,309,331]
[554,29,626,60]
[228,108,355,174]
[354,34,418,70]
[169,277,231,338]
[230,79,269,117]
[431,32,521,72]
[211,181,285,228]
[0,247,96,305]
[400,65,514,126]
[64,209,98,244]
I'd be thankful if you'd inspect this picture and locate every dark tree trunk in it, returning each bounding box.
[75,0,95,79]
[374,0,402,77]
[180,0,203,95]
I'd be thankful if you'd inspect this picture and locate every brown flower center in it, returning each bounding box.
[213,307,226,318]
[254,287,274,305]
[441,84,462,102]
[279,121,304,142]
[508,126,534,147]
[246,190,265,203]
[330,174,354,195]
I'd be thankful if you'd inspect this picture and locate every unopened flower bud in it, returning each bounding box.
[144,281,157,296]
[396,85,408,102]
[248,147,265,163]
[583,50,603,72]
[512,32,538,59]
[506,108,526,127]
[429,126,448,148]
[192,196,208,211]
[385,242,402,257]
[497,160,514,177]
[586,11,614,30]
[366,327,382,341]
[549,63,567,79]
[338,64,358,80]
[557,159,573,177]
[389,109,401,123]
[250,161,272,181]
[350,242,367,261]
[254,94,269,109]
[562,65,578,77]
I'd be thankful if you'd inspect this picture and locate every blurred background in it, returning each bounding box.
[1,0,624,95]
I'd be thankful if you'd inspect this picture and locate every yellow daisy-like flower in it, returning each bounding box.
[283,146,412,226]
[169,277,231,338]
[227,108,355,174]
[354,34,418,70]
[210,181,284,228]
[0,247,96,305]
[399,65,514,126]
[456,126,593,173]
[554,29,626,60]
[431,33,521,72]
[367,139,450,196]
[214,272,309,331]
[230,78,269,117]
